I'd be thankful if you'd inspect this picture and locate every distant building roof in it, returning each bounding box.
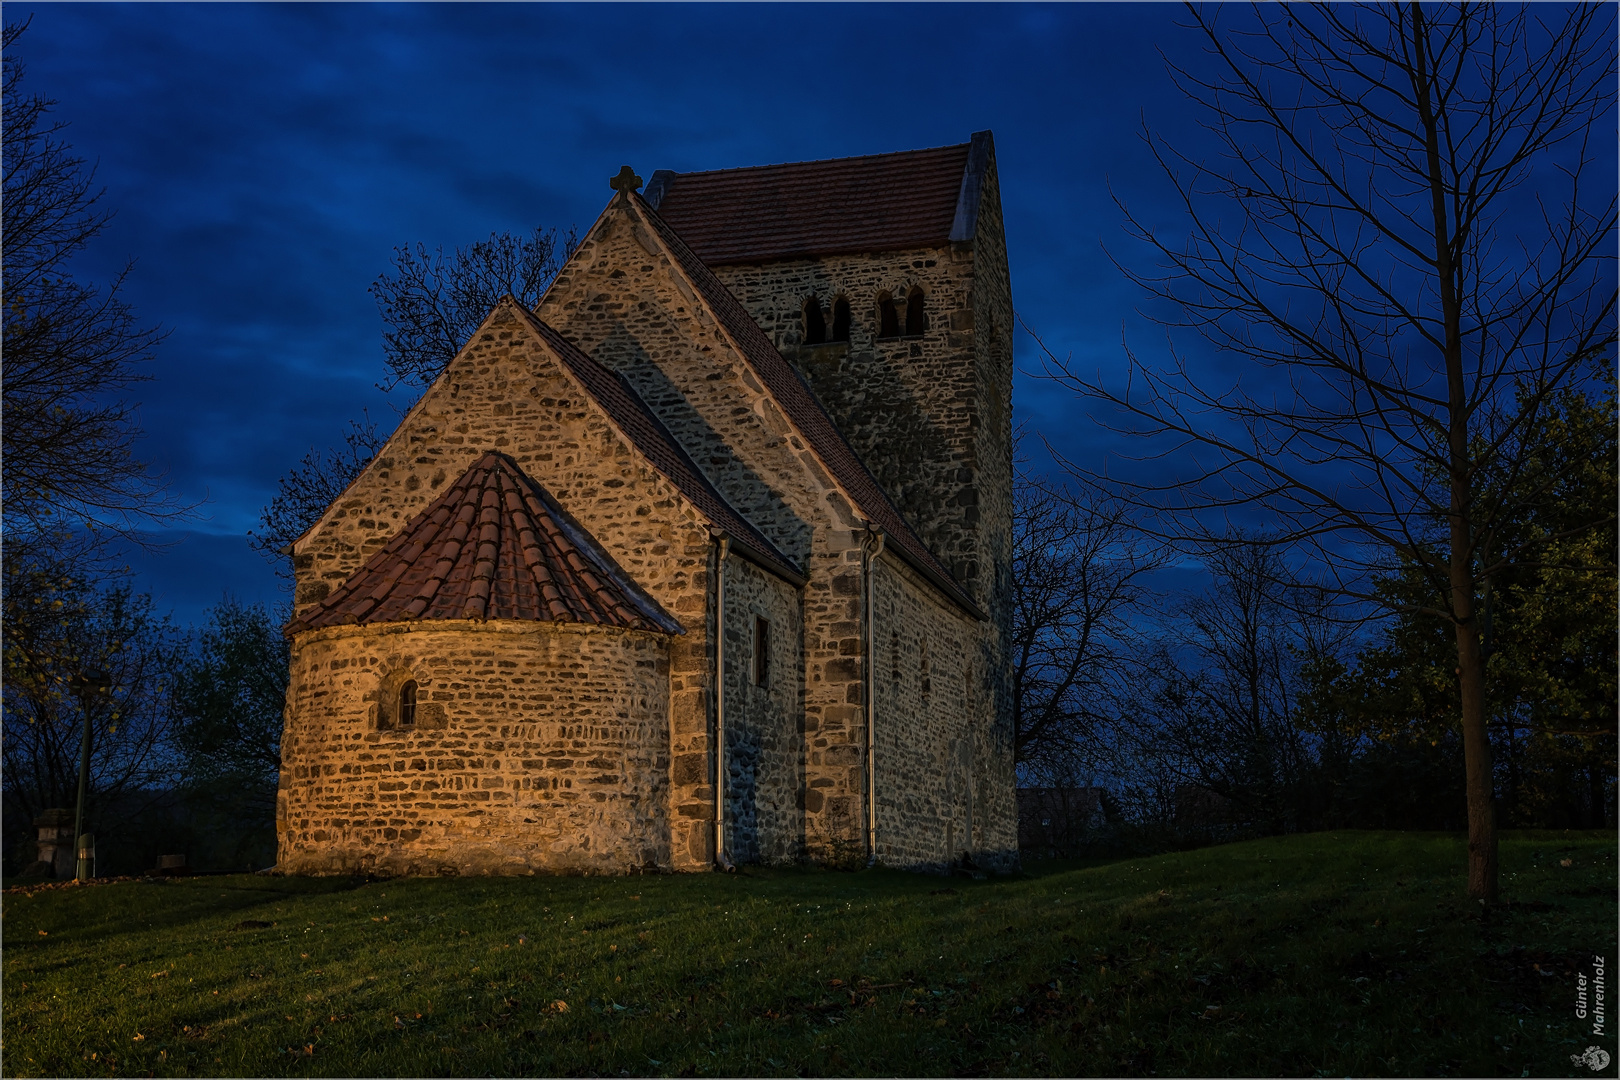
[286,451,681,636]
[644,141,975,265]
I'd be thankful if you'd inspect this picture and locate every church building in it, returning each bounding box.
[276,132,1018,875]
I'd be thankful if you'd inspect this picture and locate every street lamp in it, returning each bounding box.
[68,669,113,881]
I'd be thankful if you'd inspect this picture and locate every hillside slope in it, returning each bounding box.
[4,831,1613,1077]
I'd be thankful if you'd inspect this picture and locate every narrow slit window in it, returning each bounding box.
[753,616,770,687]
[803,297,826,345]
[831,297,851,342]
[398,680,417,729]
[905,288,927,335]
[877,293,900,338]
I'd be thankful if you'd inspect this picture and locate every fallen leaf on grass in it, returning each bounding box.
[151,970,169,979]
[37,930,47,936]
[548,1000,569,1013]
[132,1034,144,1042]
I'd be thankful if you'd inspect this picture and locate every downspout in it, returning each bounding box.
[713,534,735,872]
[863,525,885,867]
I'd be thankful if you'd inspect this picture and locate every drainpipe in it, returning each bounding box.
[863,525,885,866]
[713,534,735,872]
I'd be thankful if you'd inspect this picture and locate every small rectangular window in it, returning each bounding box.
[753,616,770,687]
[398,681,417,728]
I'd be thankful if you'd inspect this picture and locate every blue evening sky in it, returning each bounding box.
[18,3,1220,624]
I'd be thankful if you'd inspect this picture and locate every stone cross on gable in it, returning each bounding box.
[610,166,643,194]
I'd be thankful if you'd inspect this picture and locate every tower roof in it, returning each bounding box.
[286,452,681,637]
[644,138,982,265]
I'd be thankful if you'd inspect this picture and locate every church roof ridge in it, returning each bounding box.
[625,194,985,620]
[648,140,971,184]
[512,305,808,588]
[285,451,682,637]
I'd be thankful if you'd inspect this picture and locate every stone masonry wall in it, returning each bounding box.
[717,553,804,865]
[278,621,669,875]
[287,302,719,871]
[869,555,1017,870]
[711,246,987,605]
[967,155,1020,870]
[538,200,874,859]
[698,166,1019,870]
[285,172,1020,875]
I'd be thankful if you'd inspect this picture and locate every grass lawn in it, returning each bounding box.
[3,831,1614,1077]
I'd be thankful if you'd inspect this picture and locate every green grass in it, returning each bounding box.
[3,831,1614,1077]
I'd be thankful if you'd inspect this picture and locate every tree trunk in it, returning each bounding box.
[1453,606,1498,900]
[1589,764,1608,829]
[1410,1,1499,900]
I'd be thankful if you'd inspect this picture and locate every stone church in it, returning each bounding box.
[276,132,1017,875]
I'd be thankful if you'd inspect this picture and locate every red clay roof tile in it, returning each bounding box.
[646,143,972,265]
[286,452,681,636]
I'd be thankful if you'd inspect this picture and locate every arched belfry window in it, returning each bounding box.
[398,680,418,729]
[905,288,928,336]
[803,297,827,345]
[831,297,851,342]
[876,292,900,339]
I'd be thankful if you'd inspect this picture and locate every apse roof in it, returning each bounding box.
[285,451,681,636]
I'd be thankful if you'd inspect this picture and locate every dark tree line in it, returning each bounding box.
[1015,386,1613,848]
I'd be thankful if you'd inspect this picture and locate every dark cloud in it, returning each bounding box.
[16,2,1207,624]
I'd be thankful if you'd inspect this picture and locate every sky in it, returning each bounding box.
[20,3,1608,629]
[13,2,1222,626]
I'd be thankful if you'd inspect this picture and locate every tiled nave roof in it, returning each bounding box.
[517,307,808,588]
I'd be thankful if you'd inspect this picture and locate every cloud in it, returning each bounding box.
[17,3,1208,622]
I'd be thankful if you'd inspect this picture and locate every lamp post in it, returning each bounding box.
[68,669,112,881]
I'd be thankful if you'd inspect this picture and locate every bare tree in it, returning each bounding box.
[1039,3,1616,899]
[370,225,576,390]
[1,20,183,557]
[1,575,184,842]
[249,416,385,574]
[1123,541,1352,834]
[1011,465,1161,785]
